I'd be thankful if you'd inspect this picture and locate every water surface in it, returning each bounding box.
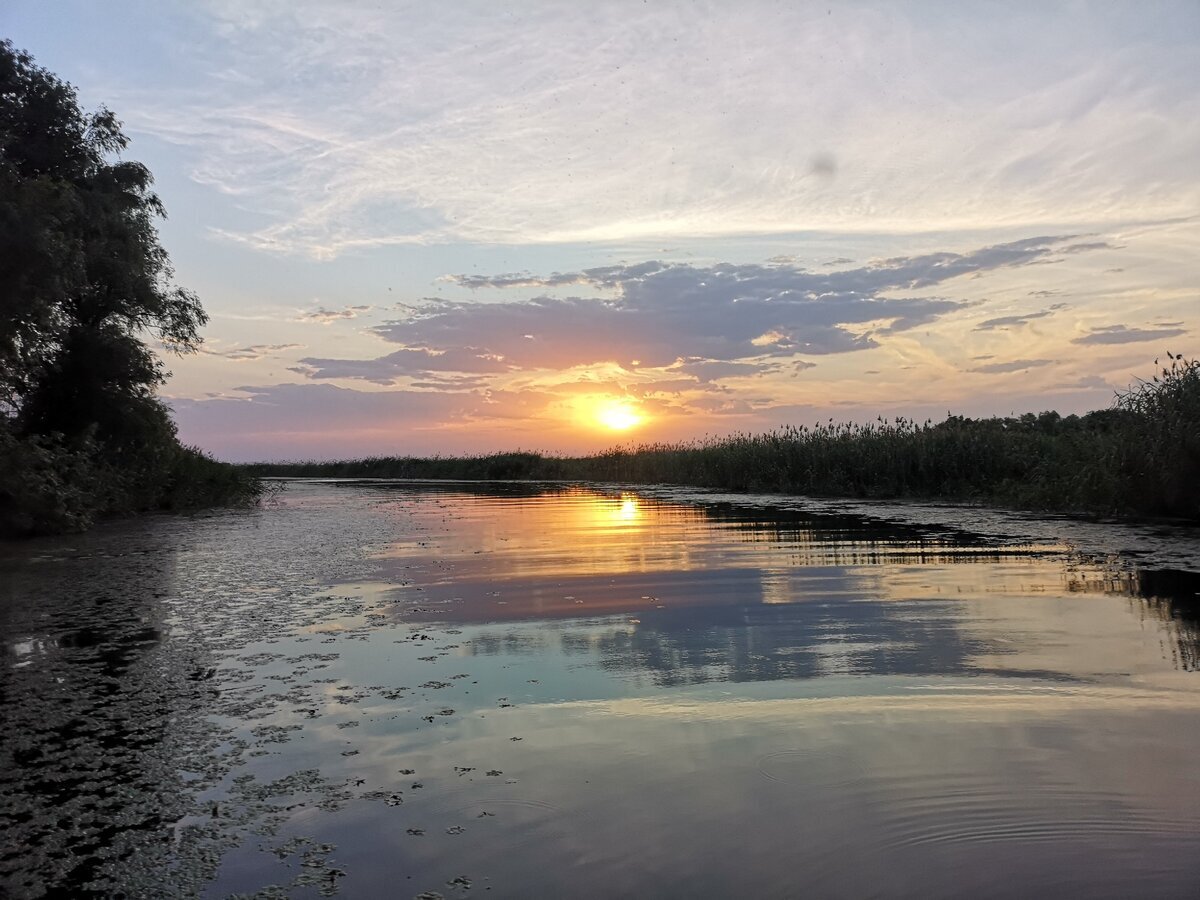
[2,481,1199,898]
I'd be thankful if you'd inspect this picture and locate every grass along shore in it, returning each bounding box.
[245,356,1200,520]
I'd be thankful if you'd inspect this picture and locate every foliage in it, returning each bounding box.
[1112,352,1200,515]
[0,425,101,534]
[0,417,261,538]
[0,42,258,536]
[248,358,1200,520]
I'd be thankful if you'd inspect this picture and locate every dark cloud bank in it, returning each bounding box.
[296,234,1113,384]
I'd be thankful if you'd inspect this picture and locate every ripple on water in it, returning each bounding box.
[755,748,868,789]
[758,746,1200,858]
[873,778,1200,852]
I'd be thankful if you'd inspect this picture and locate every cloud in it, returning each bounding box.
[636,378,722,396]
[406,375,494,391]
[1061,241,1117,255]
[360,235,1094,372]
[160,340,304,360]
[293,305,372,324]
[283,234,1110,394]
[458,237,1096,295]
[170,381,563,454]
[974,303,1067,331]
[375,283,867,369]
[1060,375,1111,390]
[531,376,628,396]
[169,384,460,460]
[969,359,1055,374]
[453,271,596,291]
[173,381,468,426]
[203,342,304,361]
[674,359,792,383]
[116,3,1200,254]
[294,346,512,385]
[1071,324,1188,345]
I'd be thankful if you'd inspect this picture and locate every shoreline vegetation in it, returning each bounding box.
[0,429,261,536]
[247,355,1199,521]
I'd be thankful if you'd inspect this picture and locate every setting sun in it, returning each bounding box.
[596,400,643,431]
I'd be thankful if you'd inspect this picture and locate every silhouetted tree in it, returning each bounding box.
[1,41,255,534]
[1,39,205,438]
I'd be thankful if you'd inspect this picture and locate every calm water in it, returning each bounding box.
[2,480,1199,898]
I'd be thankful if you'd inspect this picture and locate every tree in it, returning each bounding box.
[1,41,255,534]
[0,38,205,438]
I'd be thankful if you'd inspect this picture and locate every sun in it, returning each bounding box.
[595,400,643,431]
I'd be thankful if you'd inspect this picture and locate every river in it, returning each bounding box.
[2,480,1198,898]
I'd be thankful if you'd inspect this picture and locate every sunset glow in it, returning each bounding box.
[8,1,1193,461]
[595,401,644,432]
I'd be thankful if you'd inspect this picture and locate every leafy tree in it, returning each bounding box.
[1,41,256,534]
[1,38,205,435]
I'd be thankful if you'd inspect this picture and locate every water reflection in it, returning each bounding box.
[0,490,418,897]
[1132,568,1200,671]
[360,483,1200,683]
[0,538,195,897]
[1,481,1198,898]
[615,492,640,524]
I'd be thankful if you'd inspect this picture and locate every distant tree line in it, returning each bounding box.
[249,354,1200,520]
[1,41,258,535]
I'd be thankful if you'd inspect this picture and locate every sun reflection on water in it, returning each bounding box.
[616,493,640,523]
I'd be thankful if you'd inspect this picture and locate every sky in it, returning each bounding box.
[5,1,1198,461]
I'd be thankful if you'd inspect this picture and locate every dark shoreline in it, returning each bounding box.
[240,403,1199,522]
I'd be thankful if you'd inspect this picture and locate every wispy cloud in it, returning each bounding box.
[974,303,1067,331]
[205,342,304,361]
[674,359,793,383]
[969,358,1055,374]
[1072,324,1188,345]
[293,305,372,324]
[112,2,1200,256]
[1060,375,1111,390]
[292,347,511,385]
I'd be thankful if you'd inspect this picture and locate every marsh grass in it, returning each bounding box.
[247,357,1200,520]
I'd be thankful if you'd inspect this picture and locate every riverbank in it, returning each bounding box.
[245,357,1199,520]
